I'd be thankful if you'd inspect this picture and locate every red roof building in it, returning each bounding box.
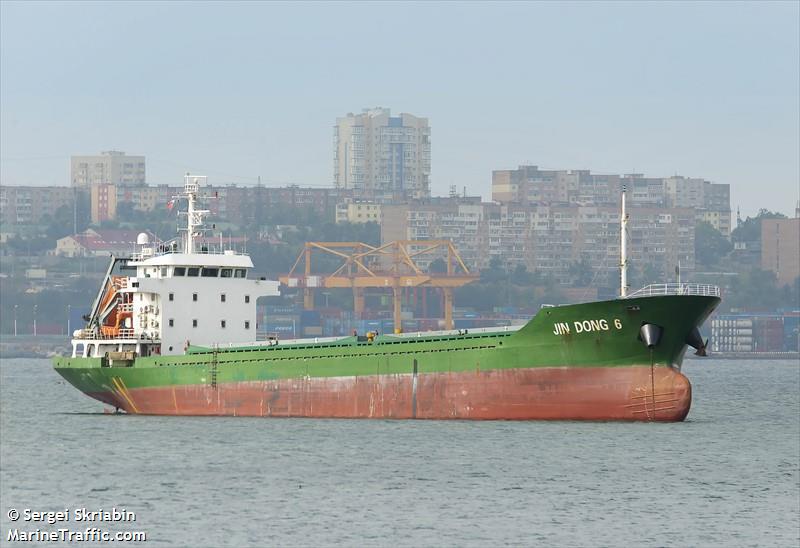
[54,229,155,258]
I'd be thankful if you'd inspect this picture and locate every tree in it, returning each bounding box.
[45,192,90,240]
[725,267,784,312]
[510,264,532,285]
[98,219,120,229]
[116,201,137,222]
[568,256,593,287]
[732,209,787,244]
[695,221,733,268]
[480,258,507,283]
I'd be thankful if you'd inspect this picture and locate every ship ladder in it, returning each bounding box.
[210,345,219,389]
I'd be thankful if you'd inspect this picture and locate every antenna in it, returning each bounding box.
[620,185,629,297]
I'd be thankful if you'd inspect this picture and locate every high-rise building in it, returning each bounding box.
[333,108,431,201]
[70,150,146,188]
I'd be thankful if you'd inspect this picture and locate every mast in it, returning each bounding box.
[182,174,209,254]
[620,185,629,297]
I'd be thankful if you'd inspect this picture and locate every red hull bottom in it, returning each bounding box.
[89,366,691,421]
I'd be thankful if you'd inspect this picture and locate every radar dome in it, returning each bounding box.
[136,232,150,245]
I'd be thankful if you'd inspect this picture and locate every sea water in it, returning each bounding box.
[1,358,798,547]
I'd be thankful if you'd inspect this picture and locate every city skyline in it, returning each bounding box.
[1,2,798,219]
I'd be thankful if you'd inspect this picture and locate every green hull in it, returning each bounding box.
[53,294,719,421]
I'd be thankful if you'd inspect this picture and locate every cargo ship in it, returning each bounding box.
[54,176,720,421]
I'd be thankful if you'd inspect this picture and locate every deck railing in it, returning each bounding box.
[74,328,155,341]
[626,283,721,298]
[130,236,244,261]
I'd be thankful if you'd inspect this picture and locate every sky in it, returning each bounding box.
[1,1,798,218]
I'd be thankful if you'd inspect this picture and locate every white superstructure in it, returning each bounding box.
[71,174,280,358]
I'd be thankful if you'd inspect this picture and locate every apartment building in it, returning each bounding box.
[334,108,431,201]
[84,181,350,225]
[382,198,695,285]
[761,217,800,286]
[336,201,383,224]
[116,185,175,213]
[492,165,731,237]
[659,176,731,235]
[215,185,348,222]
[70,151,146,188]
[90,184,117,223]
[0,185,76,225]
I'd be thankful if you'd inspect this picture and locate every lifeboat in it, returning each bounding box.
[100,310,133,337]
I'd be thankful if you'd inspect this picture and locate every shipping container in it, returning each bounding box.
[264,324,295,335]
[300,310,321,325]
[265,305,298,315]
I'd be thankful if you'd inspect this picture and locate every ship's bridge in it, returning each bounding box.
[128,251,255,280]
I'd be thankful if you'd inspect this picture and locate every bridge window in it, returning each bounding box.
[221,294,226,302]
[187,267,199,277]
[169,293,174,301]
[201,267,219,277]
[174,267,186,276]
[193,319,198,328]
[234,269,246,278]
[221,268,232,278]
[169,319,174,327]
[193,293,198,302]
[244,295,250,303]
[244,321,250,329]
[221,320,226,329]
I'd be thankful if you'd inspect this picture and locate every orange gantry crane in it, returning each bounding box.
[279,240,478,331]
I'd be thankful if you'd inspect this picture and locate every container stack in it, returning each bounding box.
[753,317,784,352]
[711,317,753,352]
[711,313,800,353]
[259,303,299,339]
